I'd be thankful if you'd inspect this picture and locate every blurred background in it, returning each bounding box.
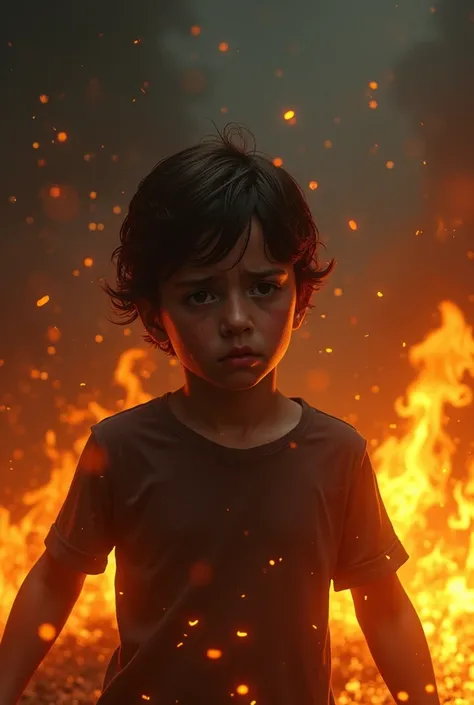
[1,1,474,702]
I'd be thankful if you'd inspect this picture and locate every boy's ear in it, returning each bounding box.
[292,307,307,331]
[135,298,169,345]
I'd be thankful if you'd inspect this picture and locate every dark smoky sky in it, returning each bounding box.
[1,0,473,504]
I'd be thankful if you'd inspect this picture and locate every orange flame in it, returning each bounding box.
[330,301,474,698]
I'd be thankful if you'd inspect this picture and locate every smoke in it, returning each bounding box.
[394,1,474,230]
[353,1,474,435]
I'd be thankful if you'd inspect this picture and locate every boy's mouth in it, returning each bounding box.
[220,346,261,361]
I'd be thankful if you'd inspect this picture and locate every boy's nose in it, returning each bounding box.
[219,293,253,337]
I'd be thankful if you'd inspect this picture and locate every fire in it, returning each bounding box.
[1,303,474,699]
[0,349,151,642]
[330,301,474,696]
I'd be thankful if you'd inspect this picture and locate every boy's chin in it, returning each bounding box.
[204,368,268,392]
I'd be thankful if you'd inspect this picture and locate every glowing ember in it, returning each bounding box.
[36,295,50,307]
[0,303,473,703]
[207,648,223,660]
[236,684,249,695]
[38,623,56,642]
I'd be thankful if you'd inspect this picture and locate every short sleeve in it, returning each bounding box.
[332,443,409,592]
[44,430,115,574]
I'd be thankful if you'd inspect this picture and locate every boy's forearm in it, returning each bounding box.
[0,554,84,705]
[358,596,440,705]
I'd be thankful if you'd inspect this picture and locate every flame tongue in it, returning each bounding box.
[330,300,474,696]
[1,303,473,697]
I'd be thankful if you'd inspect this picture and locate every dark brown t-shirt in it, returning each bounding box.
[45,394,409,705]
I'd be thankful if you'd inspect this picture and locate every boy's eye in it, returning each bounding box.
[186,282,280,306]
[187,290,214,306]
[250,281,280,297]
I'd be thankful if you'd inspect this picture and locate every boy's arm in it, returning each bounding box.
[333,442,440,703]
[0,550,86,705]
[352,573,440,705]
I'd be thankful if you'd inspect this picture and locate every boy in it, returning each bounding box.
[0,125,440,704]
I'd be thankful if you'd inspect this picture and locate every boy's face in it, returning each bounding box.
[139,217,305,391]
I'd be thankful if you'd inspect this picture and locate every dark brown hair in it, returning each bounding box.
[103,123,334,355]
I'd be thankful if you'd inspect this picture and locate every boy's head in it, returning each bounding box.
[104,124,334,391]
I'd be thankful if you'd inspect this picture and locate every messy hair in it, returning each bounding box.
[103,123,334,355]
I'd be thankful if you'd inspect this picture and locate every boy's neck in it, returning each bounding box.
[169,372,298,445]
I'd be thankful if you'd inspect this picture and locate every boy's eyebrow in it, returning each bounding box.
[245,267,288,278]
[175,267,288,287]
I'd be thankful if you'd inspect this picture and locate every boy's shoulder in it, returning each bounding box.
[301,398,367,458]
[91,396,162,447]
